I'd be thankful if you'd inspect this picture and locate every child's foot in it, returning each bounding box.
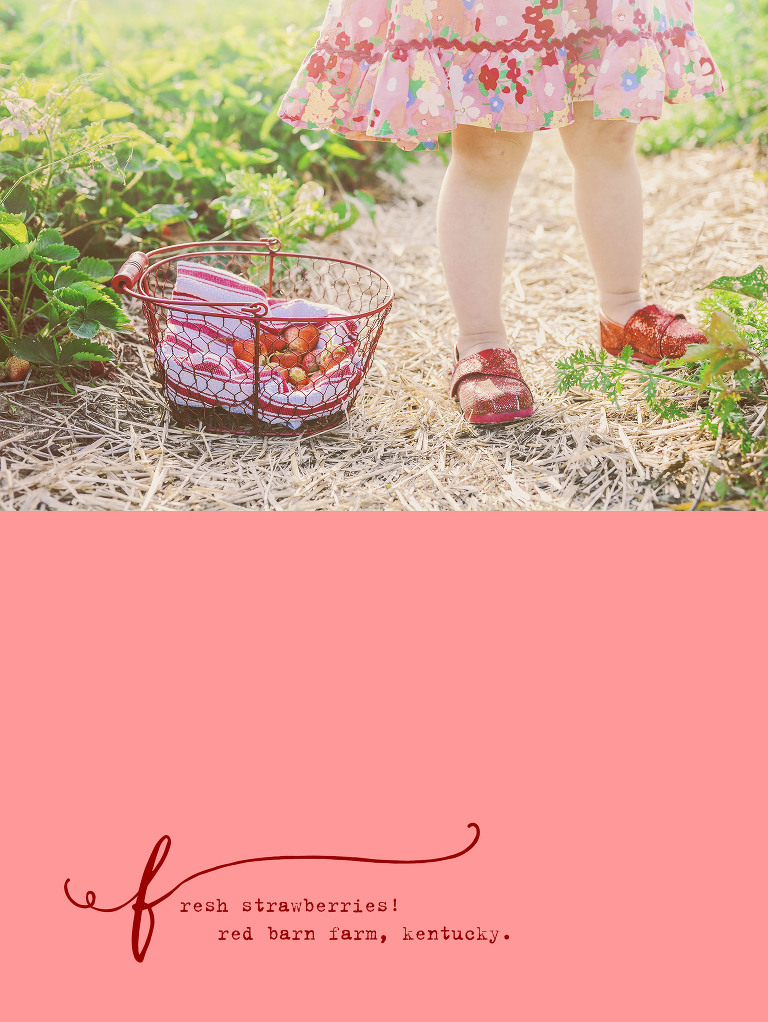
[599,304,707,365]
[451,345,534,425]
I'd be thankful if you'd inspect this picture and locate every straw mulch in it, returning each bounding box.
[1,130,766,510]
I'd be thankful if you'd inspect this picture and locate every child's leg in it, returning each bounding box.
[558,102,645,326]
[437,125,533,360]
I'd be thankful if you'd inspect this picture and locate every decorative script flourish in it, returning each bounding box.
[64,823,481,962]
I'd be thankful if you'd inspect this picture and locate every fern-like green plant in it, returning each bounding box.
[555,267,768,457]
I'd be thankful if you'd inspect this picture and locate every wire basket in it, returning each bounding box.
[112,239,395,437]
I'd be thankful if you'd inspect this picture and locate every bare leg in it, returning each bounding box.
[559,102,645,325]
[437,125,534,360]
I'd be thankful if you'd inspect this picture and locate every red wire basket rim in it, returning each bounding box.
[120,243,395,322]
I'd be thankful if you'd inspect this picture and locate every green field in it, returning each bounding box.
[0,0,765,261]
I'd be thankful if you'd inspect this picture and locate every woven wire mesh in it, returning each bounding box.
[134,241,394,437]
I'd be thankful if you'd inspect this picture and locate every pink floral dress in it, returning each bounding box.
[278,1,725,150]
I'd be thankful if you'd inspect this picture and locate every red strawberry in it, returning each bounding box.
[233,339,256,363]
[287,325,320,356]
[272,351,299,370]
[261,330,286,353]
[299,372,323,390]
[6,357,31,382]
[288,367,308,386]
[319,345,346,373]
[301,351,322,374]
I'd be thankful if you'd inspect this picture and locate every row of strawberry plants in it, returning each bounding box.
[0,0,413,379]
[1,0,411,259]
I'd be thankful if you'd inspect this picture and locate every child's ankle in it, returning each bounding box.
[599,292,646,327]
[456,333,511,361]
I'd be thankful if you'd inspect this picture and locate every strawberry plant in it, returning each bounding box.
[0,211,129,388]
[2,0,406,256]
[209,169,377,250]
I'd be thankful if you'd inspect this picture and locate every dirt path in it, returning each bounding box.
[1,132,765,510]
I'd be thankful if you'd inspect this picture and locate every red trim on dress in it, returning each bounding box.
[315,24,697,63]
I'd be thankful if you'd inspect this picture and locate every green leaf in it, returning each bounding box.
[330,199,359,232]
[702,266,768,302]
[0,210,28,245]
[679,341,729,364]
[54,266,95,290]
[33,244,82,265]
[32,267,57,294]
[34,229,65,249]
[707,309,745,348]
[250,148,279,165]
[77,257,114,282]
[10,335,61,366]
[60,338,114,363]
[700,354,752,386]
[68,298,130,337]
[324,141,365,161]
[87,298,130,328]
[351,189,377,224]
[124,203,190,230]
[67,310,100,338]
[2,183,34,221]
[98,151,122,176]
[10,334,113,367]
[57,282,104,308]
[681,311,750,370]
[0,243,31,274]
[90,100,134,121]
[259,99,283,143]
[33,228,80,265]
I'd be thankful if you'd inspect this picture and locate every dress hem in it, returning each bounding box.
[278,8,726,155]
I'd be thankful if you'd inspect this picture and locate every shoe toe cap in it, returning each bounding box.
[661,319,707,358]
[458,375,533,418]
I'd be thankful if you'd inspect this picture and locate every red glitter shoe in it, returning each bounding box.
[599,304,707,366]
[451,347,534,425]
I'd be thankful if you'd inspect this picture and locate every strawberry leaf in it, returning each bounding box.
[11,334,113,366]
[706,310,745,348]
[702,266,768,302]
[76,257,114,282]
[0,243,31,273]
[10,335,61,366]
[33,228,80,265]
[86,297,131,328]
[68,297,130,337]
[60,338,114,364]
[0,209,28,245]
[125,203,190,231]
[54,266,95,290]
[67,309,101,338]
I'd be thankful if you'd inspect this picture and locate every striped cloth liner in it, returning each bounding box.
[157,260,363,427]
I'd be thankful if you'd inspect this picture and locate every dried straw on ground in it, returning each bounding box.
[1,130,766,510]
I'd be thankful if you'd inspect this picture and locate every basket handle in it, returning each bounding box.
[112,252,150,294]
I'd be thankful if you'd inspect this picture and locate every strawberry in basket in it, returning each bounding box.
[157,259,373,427]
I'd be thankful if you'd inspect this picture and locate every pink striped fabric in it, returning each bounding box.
[157,261,364,428]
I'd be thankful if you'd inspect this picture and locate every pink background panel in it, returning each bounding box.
[4,513,768,1022]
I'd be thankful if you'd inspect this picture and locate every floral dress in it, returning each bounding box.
[278,0,725,150]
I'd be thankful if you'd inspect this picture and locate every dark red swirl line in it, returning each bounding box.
[63,823,481,962]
